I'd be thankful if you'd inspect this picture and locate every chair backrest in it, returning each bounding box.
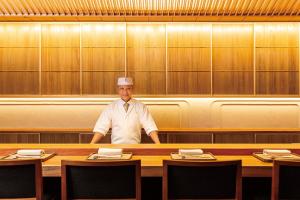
[0,159,43,199]
[272,160,300,200]
[61,159,141,200]
[163,160,242,200]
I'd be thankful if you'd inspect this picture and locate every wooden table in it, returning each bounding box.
[1,143,299,177]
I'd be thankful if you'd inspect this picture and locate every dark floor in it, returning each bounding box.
[43,177,272,200]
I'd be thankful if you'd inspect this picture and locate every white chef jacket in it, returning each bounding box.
[93,99,158,144]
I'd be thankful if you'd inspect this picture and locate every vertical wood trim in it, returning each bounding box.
[298,22,300,96]
[39,23,42,95]
[210,23,213,96]
[79,23,83,95]
[253,23,256,95]
[165,23,168,94]
[125,22,127,77]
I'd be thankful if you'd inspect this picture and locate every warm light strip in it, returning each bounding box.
[0,0,299,17]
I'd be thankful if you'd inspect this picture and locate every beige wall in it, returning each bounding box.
[0,97,299,129]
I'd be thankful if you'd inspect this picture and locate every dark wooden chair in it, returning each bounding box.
[61,159,141,200]
[272,160,300,200]
[0,159,43,200]
[163,160,242,200]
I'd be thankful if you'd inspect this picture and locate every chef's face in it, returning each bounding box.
[118,85,133,102]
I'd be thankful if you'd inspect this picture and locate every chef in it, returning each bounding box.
[91,77,160,144]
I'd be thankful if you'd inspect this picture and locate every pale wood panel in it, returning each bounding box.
[82,48,125,71]
[256,72,299,95]
[82,71,124,94]
[212,24,253,47]
[127,47,165,71]
[126,24,166,48]
[42,48,80,71]
[167,24,211,47]
[127,71,166,94]
[41,24,80,47]
[0,24,40,47]
[41,72,80,95]
[213,72,254,94]
[256,48,299,71]
[213,48,253,71]
[168,72,211,94]
[0,48,39,71]
[168,48,211,71]
[212,24,254,95]
[0,72,39,94]
[0,133,39,143]
[81,23,125,47]
[255,24,299,47]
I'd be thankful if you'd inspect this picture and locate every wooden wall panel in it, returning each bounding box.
[213,72,254,94]
[0,133,39,143]
[41,72,80,95]
[81,24,125,47]
[255,24,299,47]
[0,24,40,47]
[0,22,298,96]
[167,24,211,94]
[81,23,125,94]
[0,48,39,71]
[256,48,298,71]
[127,47,165,71]
[212,24,254,95]
[42,48,80,71]
[40,133,79,143]
[79,133,111,143]
[213,48,253,71]
[41,24,80,47]
[82,48,125,71]
[127,24,166,94]
[168,48,211,71]
[212,24,253,47]
[168,72,211,94]
[0,24,40,95]
[127,71,166,94]
[167,25,211,47]
[41,24,80,95]
[168,133,212,143]
[255,23,299,95]
[255,133,300,143]
[82,72,124,94]
[214,133,255,143]
[256,72,299,95]
[0,72,39,94]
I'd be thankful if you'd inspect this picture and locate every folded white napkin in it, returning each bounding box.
[263,149,291,156]
[17,149,45,156]
[179,149,203,156]
[98,148,123,157]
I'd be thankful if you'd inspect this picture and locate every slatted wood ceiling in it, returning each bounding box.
[0,0,299,21]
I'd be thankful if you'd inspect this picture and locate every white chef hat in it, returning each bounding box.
[117,77,133,86]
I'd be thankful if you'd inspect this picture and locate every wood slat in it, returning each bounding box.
[0,0,298,18]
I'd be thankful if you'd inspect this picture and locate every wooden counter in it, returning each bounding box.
[1,143,299,178]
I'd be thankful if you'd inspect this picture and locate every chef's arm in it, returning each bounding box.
[149,131,160,144]
[90,132,105,144]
